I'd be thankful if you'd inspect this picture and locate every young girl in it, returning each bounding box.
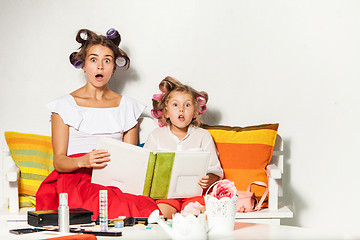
[36,28,158,220]
[144,76,223,219]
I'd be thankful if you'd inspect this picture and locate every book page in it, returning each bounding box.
[166,152,210,198]
[91,137,151,195]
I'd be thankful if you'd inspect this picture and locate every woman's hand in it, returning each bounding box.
[198,173,220,189]
[79,149,111,169]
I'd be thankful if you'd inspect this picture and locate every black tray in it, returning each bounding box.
[28,208,93,227]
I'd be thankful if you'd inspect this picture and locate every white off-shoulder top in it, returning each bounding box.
[46,94,145,156]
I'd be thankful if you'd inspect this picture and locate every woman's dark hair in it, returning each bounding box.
[69,28,130,70]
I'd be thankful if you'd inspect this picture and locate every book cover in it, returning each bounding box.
[91,137,210,199]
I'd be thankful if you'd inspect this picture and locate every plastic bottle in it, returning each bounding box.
[114,216,126,228]
[99,190,108,232]
[58,193,69,233]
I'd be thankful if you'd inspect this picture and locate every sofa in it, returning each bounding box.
[0,117,292,225]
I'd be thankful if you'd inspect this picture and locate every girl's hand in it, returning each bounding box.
[79,149,111,169]
[198,173,220,189]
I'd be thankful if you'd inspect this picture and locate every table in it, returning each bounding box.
[0,218,349,240]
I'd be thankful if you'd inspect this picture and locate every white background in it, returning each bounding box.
[1,0,360,237]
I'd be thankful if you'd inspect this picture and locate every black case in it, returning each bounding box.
[27,208,93,227]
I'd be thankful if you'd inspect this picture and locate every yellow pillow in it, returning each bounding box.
[203,123,278,198]
[4,131,54,208]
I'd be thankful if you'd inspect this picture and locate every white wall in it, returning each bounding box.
[1,0,360,237]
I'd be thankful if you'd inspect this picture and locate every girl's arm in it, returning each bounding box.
[203,131,224,178]
[199,173,220,189]
[198,130,224,189]
[51,113,110,172]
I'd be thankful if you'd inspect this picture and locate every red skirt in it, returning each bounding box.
[35,153,159,221]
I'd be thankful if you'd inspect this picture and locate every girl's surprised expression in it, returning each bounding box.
[83,44,115,88]
[166,91,196,132]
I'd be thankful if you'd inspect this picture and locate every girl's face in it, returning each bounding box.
[82,44,115,88]
[166,91,196,133]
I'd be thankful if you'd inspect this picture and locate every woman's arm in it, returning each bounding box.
[123,124,138,145]
[51,113,110,172]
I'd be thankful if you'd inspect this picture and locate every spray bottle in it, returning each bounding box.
[58,193,70,233]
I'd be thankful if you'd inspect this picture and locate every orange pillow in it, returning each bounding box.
[203,123,279,198]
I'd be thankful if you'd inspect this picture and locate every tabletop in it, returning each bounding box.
[0,218,352,240]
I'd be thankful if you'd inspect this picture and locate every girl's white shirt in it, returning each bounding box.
[46,94,145,156]
[144,125,224,178]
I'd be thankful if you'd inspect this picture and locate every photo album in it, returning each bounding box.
[91,137,210,199]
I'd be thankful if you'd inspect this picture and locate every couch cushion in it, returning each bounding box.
[5,131,54,208]
[203,123,278,198]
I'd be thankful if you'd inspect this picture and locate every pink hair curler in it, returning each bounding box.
[199,105,207,114]
[152,94,163,100]
[201,91,208,96]
[196,96,206,107]
[157,118,166,127]
[159,85,167,93]
[151,109,162,119]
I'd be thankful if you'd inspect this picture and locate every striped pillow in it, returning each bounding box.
[4,131,54,208]
[203,124,278,198]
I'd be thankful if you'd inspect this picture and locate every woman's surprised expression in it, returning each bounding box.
[166,91,196,132]
[83,44,115,88]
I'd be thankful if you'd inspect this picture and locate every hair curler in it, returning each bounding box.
[106,28,118,39]
[151,109,162,119]
[199,105,207,114]
[115,57,127,67]
[73,60,84,69]
[79,31,88,41]
[106,28,121,46]
[152,94,163,100]
[196,96,206,106]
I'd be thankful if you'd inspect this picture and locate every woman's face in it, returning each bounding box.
[82,44,115,88]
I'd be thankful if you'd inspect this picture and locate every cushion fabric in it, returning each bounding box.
[203,123,278,198]
[5,131,54,208]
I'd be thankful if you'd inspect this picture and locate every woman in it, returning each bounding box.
[36,28,158,220]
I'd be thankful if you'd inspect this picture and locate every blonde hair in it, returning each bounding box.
[151,76,208,127]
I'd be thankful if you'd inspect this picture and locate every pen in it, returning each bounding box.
[80,223,95,227]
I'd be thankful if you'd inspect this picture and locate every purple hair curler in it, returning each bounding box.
[73,60,84,69]
[106,28,118,39]
[115,57,127,67]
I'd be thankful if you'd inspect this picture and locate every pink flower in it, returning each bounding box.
[181,201,205,217]
[211,179,237,200]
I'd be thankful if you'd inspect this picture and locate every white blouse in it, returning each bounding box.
[144,125,224,178]
[47,94,145,156]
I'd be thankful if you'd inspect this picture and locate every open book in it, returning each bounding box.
[91,137,210,199]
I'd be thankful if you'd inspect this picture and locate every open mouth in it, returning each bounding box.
[95,74,104,81]
[178,115,185,121]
